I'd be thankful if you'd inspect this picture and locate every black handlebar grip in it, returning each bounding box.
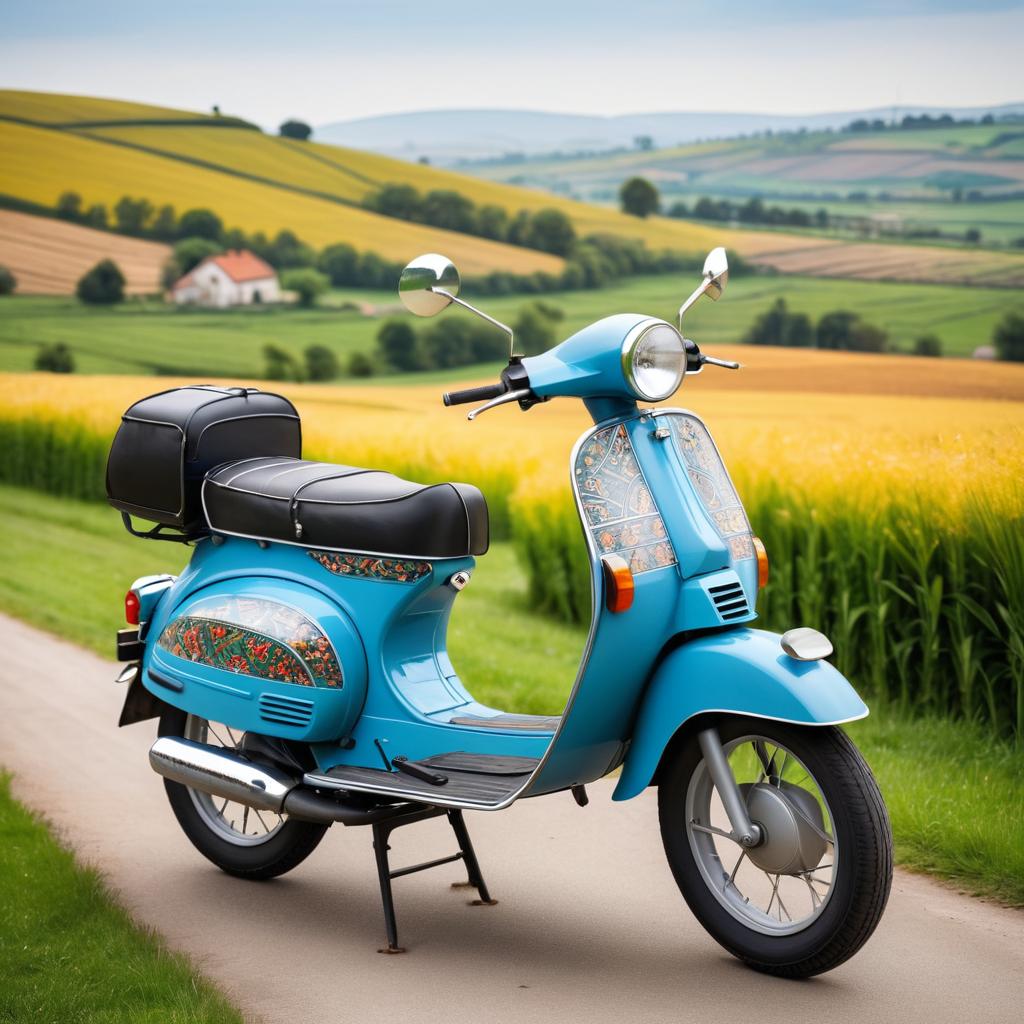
[442,382,507,407]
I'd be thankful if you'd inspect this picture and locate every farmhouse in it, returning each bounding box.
[171,249,279,307]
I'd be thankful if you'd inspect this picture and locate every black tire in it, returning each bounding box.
[658,715,892,978]
[158,707,329,880]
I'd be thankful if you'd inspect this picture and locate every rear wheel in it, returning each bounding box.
[658,716,892,978]
[158,707,328,880]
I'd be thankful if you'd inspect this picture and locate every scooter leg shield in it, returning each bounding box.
[612,627,868,801]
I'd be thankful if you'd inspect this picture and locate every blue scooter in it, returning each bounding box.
[109,248,891,976]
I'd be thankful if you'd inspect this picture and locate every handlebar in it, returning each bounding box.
[442,382,507,407]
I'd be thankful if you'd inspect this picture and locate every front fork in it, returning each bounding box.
[697,728,762,848]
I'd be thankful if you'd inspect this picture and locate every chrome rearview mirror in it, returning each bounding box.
[678,246,730,328]
[399,253,460,317]
[702,246,729,301]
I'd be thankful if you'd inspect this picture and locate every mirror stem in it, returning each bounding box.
[432,288,518,359]
[677,280,709,330]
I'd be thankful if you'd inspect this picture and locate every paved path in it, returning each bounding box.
[1,612,1022,1024]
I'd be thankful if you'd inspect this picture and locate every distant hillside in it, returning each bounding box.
[317,103,1024,163]
[2,91,1023,289]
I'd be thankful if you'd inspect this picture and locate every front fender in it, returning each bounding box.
[612,627,867,801]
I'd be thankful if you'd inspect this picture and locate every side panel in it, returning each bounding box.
[612,627,868,801]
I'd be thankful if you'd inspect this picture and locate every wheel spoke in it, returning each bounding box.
[690,820,739,843]
[242,805,250,835]
[727,849,746,889]
[207,723,231,749]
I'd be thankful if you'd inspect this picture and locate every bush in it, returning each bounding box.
[377,319,422,372]
[366,184,424,221]
[513,300,564,355]
[113,196,153,235]
[150,204,178,241]
[177,208,223,241]
[262,344,304,381]
[619,177,660,218]
[742,298,812,347]
[56,191,82,220]
[527,208,576,256]
[281,268,329,308]
[815,310,889,353]
[84,204,108,229]
[347,351,375,377]
[994,312,1024,362]
[0,265,16,296]
[76,259,125,305]
[34,343,75,373]
[173,237,220,275]
[422,190,477,234]
[269,229,316,269]
[279,120,312,140]
[304,345,339,381]
[318,243,359,286]
[913,334,943,357]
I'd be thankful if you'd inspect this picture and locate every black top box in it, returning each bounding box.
[106,385,301,537]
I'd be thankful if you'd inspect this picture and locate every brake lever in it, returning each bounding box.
[701,355,741,370]
[466,388,532,421]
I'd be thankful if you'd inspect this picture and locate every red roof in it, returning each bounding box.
[209,249,276,283]
[172,249,276,289]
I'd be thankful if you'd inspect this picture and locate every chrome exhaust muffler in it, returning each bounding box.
[149,736,297,813]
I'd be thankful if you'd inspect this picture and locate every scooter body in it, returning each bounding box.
[112,249,891,974]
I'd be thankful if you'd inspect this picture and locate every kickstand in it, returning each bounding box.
[371,806,497,954]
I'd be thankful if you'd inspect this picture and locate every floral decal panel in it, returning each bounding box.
[575,424,677,573]
[157,596,342,688]
[665,414,755,561]
[309,551,432,583]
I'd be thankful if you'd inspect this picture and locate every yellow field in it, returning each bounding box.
[3,344,1022,516]
[0,90,218,125]
[0,122,562,275]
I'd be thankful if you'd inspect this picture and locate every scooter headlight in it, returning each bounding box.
[621,321,686,402]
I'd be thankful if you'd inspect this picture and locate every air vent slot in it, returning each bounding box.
[708,580,750,621]
[258,693,314,727]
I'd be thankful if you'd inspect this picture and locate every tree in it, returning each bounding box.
[964,227,982,244]
[619,177,660,218]
[263,343,304,381]
[304,345,339,381]
[0,265,16,296]
[742,299,812,347]
[422,190,477,233]
[527,208,576,256]
[318,242,359,286]
[269,229,315,268]
[848,320,888,353]
[76,259,125,305]
[377,319,422,372]
[477,204,509,240]
[633,135,654,151]
[994,312,1024,362]
[279,120,312,140]
[513,300,564,355]
[368,184,424,221]
[347,351,375,377]
[56,191,83,221]
[84,204,108,229]
[151,205,178,241]
[815,310,860,350]
[281,268,328,307]
[177,208,223,241]
[34,342,75,373]
[913,334,942,357]
[113,196,154,235]
[173,236,221,275]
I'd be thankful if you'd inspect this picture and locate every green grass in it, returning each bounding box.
[0,770,241,1023]
[2,271,1021,376]
[0,482,1022,904]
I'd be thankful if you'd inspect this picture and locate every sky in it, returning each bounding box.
[2,0,1022,129]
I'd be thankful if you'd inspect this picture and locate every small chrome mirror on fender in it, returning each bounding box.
[702,246,729,301]
[399,253,460,317]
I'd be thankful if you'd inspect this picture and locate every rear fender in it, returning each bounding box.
[612,627,867,801]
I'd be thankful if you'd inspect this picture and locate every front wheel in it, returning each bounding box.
[659,716,892,978]
[158,707,329,880]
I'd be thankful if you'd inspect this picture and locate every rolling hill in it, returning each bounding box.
[1,90,1023,288]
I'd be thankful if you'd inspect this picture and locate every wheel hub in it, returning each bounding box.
[739,781,827,875]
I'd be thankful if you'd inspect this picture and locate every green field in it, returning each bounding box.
[0,482,1021,903]
[0,768,240,1023]
[0,272,1019,376]
[472,121,1024,247]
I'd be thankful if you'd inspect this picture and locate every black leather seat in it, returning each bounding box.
[203,456,488,558]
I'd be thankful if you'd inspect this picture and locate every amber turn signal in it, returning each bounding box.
[752,536,769,588]
[601,554,635,613]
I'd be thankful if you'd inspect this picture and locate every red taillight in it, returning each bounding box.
[124,589,140,626]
